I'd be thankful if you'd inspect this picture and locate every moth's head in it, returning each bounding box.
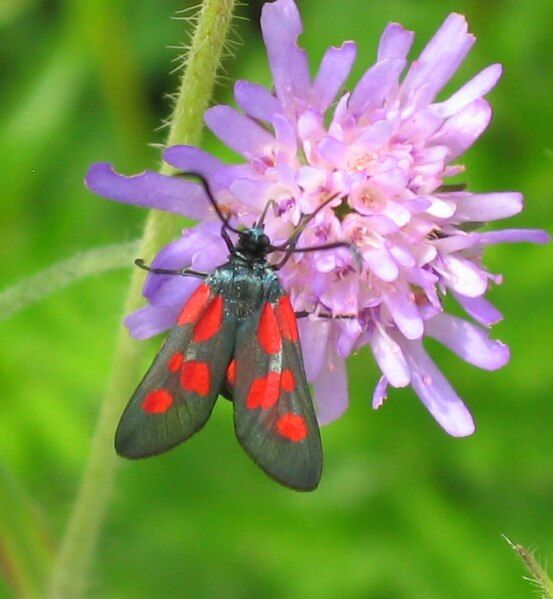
[236,226,271,259]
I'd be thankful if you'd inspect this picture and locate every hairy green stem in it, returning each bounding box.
[48,1,237,597]
[0,241,139,322]
[503,536,553,599]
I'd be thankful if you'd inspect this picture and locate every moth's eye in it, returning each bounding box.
[259,234,270,246]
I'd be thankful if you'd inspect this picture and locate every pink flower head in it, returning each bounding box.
[86,1,548,436]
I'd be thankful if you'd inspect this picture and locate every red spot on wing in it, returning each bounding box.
[167,352,184,372]
[226,359,236,387]
[193,295,223,342]
[180,361,211,396]
[246,372,280,409]
[276,413,308,442]
[177,284,210,325]
[280,369,295,392]
[258,303,281,354]
[142,389,174,413]
[277,295,299,342]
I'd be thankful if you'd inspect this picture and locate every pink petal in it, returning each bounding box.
[454,192,523,221]
[272,113,297,154]
[261,0,311,113]
[298,317,331,381]
[204,106,275,158]
[432,64,503,117]
[425,312,510,370]
[372,167,407,192]
[369,325,410,387]
[453,292,503,326]
[190,236,229,271]
[425,196,456,218]
[335,318,363,357]
[162,146,222,177]
[477,229,550,245]
[383,283,424,339]
[314,41,357,111]
[85,163,209,220]
[357,119,393,149]
[297,165,327,191]
[229,179,271,211]
[142,223,219,299]
[431,98,492,160]
[349,58,406,116]
[234,80,282,121]
[372,375,389,409]
[124,305,180,340]
[377,23,414,60]
[400,339,475,437]
[318,136,348,165]
[363,247,399,282]
[440,254,488,297]
[298,109,325,141]
[382,201,412,227]
[147,276,200,310]
[402,13,475,103]
[312,348,349,425]
[399,109,443,142]
[432,233,476,254]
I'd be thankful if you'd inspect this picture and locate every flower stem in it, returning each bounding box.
[503,536,553,599]
[48,2,237,597]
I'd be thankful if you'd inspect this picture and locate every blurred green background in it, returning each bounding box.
[1,0,552,597]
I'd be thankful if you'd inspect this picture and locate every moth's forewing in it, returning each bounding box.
[232,283,323,491]
[115,283,237,458]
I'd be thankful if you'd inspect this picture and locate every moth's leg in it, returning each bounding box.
[273,241,362,271]
[294,311,358,320]
[134,258,207,279]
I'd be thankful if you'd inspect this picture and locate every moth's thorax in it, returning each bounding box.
[208,259,280,320]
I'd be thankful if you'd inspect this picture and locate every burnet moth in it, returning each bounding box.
[116,175,355,491]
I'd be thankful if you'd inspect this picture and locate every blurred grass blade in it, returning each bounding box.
[0,25,85,212]
[67,0,152,162]
[0,241,139,321]
[0,464,54,598]
[503,535,553,598]
[0,0,36,25]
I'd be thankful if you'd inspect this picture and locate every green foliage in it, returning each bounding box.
[1,0,552,596]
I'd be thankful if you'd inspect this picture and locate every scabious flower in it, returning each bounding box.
[86,0,548,436]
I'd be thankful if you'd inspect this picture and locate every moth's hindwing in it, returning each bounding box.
[231,283,323,491]
[115,282,236,458]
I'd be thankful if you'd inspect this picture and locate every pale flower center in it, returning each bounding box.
[348,149,377,172]
[351,225,379,248]
[357,184,387,212]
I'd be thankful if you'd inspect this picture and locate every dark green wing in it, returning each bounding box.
[115,283,236,458]
[231,291,323,491]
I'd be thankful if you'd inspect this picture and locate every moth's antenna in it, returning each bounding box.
[267,191,362,271]
[257,199,278,228]
[270,191,341,251]
[190,173,242,235]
